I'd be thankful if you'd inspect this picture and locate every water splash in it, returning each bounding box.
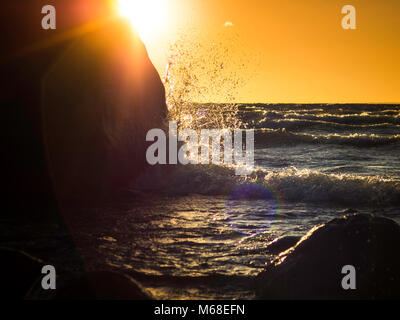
[163,31,252,131]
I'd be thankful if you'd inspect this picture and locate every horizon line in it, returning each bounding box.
[195,101,400,105]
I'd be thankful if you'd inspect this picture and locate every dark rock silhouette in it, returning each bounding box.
[265,236,300,255]
[42,19,166,207]
[1,1,167,213]
[52,271,153,300]
[0,248,44,299]
[255,214,400,299]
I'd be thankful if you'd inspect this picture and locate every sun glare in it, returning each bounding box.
[117,0,167,41]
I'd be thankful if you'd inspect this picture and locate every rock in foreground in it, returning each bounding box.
[53,271,153,300]
[265,236,300,255]
[255,214,400,299]
[25,270,153,300]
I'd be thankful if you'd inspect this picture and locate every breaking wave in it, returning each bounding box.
[256,118,400,131]
[254,129,400,147]
[130,165,400,207]
[239,104,400,129]
[257,111,400,124]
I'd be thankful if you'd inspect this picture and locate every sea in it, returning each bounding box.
[69,103,398,299]
[9,104,400,299]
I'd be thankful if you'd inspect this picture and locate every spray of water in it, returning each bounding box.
[163,31,251,131]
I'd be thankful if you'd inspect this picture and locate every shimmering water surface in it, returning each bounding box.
[20,104,397,299]
[71,104,399,299]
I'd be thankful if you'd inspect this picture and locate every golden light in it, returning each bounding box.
[117,0,167,41]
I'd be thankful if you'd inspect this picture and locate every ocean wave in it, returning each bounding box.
[254,129,400,147]
[240,103,400,115]
[284,113,400,125]
[255,112,400,125]
[256,118,400,131]
[130,165,400,207]
[260,168,400,206]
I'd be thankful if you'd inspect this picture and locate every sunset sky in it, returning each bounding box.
[119,0,400,103]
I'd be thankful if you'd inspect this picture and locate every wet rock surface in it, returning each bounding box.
[255,214,400,299]
[264,236,301,255]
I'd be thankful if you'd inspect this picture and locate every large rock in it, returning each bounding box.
[34,271,153,300]
[0,247,152,300]
[264,236,300,255]
[255,214,400,299]
[42,20,167,206]
[1,2,167,211]
[57,271,153,300]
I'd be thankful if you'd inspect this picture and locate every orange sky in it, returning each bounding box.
[137,0,400,103]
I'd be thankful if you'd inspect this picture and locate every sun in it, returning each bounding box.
[117,0,167,41]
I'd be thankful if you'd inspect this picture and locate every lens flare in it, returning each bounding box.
[224,182,284,234]
[117,0,166,40]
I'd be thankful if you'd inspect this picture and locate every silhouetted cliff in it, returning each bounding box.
[1,1,167,215]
